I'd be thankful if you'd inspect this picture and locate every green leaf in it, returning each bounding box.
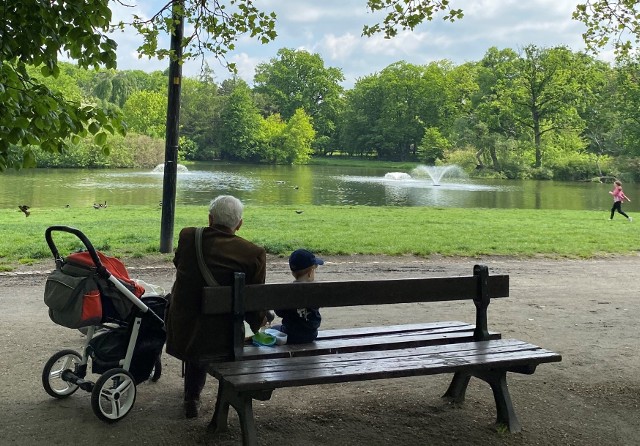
[94,131,108,145]
[14,117,30,129]
[22,149,37,168]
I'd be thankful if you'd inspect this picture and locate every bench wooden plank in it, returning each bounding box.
[213,339,553,375]
[202,274,509,315]
[240,323,501,360]
[315,321,481,340]
[212,339,562,392]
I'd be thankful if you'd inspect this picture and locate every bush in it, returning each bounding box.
[610,156,640,182]
[547,153,602,181]
[442,147,476,172]
[530,167,554,180]
[33,133,164,168]
[129,134,165,168]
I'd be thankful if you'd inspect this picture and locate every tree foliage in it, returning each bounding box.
[216,79,263,161]
[123,90,168,138]
[363,0,464,38]
[4,0,640,173]
[0,1,124,171]
[124,0,277,71]
[574,1,640,58]
[253,48,344,152]
[1,0,278,171]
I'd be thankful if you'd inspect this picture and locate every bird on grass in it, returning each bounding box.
[295,210,304,214]
[18,205,30,217]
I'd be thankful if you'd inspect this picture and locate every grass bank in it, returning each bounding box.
[0,205,637,271]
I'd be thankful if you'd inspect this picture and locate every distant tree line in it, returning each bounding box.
[25,45,640,181]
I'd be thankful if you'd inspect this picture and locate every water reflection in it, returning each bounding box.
[0,162,635,212]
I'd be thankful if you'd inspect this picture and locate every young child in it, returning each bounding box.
[609,180,632,222]
[271,249,324,343]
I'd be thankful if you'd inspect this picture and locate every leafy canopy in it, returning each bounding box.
[0,1,125,171]
[2,0,638,170]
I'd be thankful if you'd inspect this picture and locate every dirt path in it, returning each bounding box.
[1,255,638,445]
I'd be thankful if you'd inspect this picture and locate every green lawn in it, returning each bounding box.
[0,204,637,271]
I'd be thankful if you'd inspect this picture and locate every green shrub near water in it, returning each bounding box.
[32,133,165,168]
[0,205,638,271]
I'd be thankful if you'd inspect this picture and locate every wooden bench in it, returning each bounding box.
[201,265,561,445]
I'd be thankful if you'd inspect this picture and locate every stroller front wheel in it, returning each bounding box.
[91,368,137,423]
[42,349,82,398]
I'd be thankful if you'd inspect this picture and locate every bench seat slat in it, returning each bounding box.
[212,340,561,391]
[212,339,557,375]
[241,325,501,360]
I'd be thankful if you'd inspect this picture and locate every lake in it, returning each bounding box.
[0,162,634,212]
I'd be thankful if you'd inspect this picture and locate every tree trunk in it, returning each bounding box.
[533,109,542,168]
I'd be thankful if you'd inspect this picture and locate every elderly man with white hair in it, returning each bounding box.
[166,195,267,419]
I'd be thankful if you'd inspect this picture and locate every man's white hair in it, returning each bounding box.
[209,195,244,229]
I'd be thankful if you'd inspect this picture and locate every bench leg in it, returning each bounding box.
[236,394,259,446]
[442,372,471,403]
[474,370,521,433]
[208,380,232,433]
[208,380,273,446]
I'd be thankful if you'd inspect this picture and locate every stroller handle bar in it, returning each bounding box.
[45,226,109,279]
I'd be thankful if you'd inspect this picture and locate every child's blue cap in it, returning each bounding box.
[289,249,324,272]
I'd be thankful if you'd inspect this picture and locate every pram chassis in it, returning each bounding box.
[41,226,165,423]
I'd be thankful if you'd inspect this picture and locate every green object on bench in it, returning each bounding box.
[201,265,562,445]
[251,331,276,347]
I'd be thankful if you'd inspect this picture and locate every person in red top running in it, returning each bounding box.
[609,180,632,221]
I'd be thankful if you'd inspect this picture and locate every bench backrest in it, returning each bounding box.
[202,264,508,359]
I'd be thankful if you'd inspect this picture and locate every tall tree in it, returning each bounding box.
[508,45,584,168]
[122,91,168,138]
[613,58,640,156]
[180,76,220,160]
[216,79,262,161]
[279,108,316,164]
[342,61,460,161]
[253,48,344,153]
[468,47,521,170]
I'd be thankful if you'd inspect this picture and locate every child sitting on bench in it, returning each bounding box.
[270,249,324,343]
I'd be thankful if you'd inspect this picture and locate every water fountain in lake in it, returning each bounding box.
[384,172,413,181]
[410,165,466,186]
[152,163,189,173]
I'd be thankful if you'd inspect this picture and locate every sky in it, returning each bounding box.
[109,0,609,88]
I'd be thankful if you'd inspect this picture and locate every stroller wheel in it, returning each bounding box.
[42,350,82,398]
[91,368,137,423]
[149,356,162,382]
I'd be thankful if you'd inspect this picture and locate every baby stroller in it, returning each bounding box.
[41,225,167,423]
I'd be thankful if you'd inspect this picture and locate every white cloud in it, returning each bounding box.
[318,33,359,61]
[107,0,609,88]
[227,53,262,85]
